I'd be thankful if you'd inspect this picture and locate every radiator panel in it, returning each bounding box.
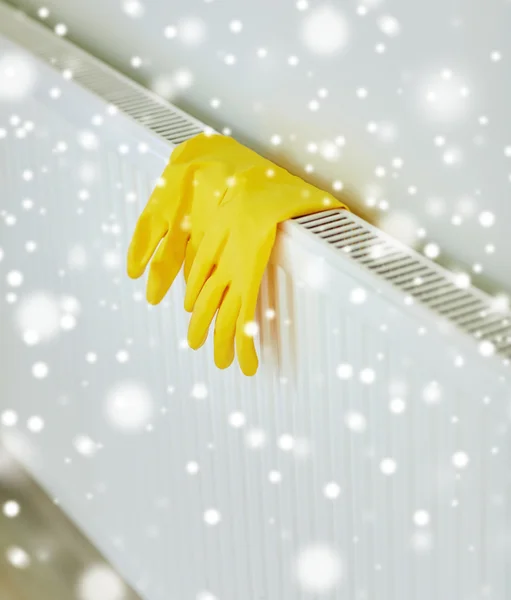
[1,26,511,600]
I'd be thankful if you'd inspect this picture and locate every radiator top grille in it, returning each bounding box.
[0,6,203,145]
[1,4,510,367]
[295,211,511,363]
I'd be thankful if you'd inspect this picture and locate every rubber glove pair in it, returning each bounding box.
[127,132,348,376]
[127,132,275,304]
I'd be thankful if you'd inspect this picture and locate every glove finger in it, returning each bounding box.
[146,225,190,305]
[184,230,224,313]
[214,292,241,370]
[234,232,276,376]
[127,211,168,279]
[188,274,228,350]
[183,230,204,284]
[235,260,272,377]
[127,160,196,279]
[235,302,259,377]
[183,179,238,286]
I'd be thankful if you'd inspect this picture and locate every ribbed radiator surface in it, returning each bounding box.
[1,13,511,600]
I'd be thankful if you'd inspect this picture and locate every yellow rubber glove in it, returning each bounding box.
[184,165,348,376]
[127,133,275,304]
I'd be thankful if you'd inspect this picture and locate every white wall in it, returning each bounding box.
[6,0,511,296]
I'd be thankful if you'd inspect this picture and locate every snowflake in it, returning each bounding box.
[61,295,81,316]
[186,461,199,474]
[268,470,282,484]
[379,211,419,245]
[27,416,44,433]
[323,481,341,499]
[115,350,129,363]
[491,294,509,313]
[6,546,30,569]
[174,68,194,89]
[197,592,217,600]
[479,211,495,227]
[0,53,37,100]
[419,70,470,122]
[380,457,397,475]
[60,313,77,331]
[229,20,243,33]
[203,508,221,526]
[344,411,367,432]
[243,321,259,337]
[245,428,266,448]
[350,287,367,304]
[411,530,433,553]
[54,23,68,36]
[294,543,343,593]
[122,0,145,18]
[378,15,401,37]
[78,130,99,151]
[422,381,442,404]
[228,412,246,428]
[278,434,294,451]
[2,500,20,518]
[68,244,89,270]
[423,242,440,259]
[1,410,18,426]
[178,17,206,45]
[389,397,406,414]
[413,510,430,527]
[319,141,340,160]
[359,368,376,384]
[6,270,23,287]
[151,74,176,99]
[77,564,126,600]
[454,272,471,289]
[104,381,153,433]
[32,362,49,379]
[103,250,121,270]
[191,383,208,399]
[300,6,350,55]
[74,435,98,457]
[163,24,177,39]
[452,451,469,469]
[293,437,311,459]
[336,363,353,380]
[442,147,462,165]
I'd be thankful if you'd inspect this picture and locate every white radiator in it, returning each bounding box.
[1,4,511,600]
